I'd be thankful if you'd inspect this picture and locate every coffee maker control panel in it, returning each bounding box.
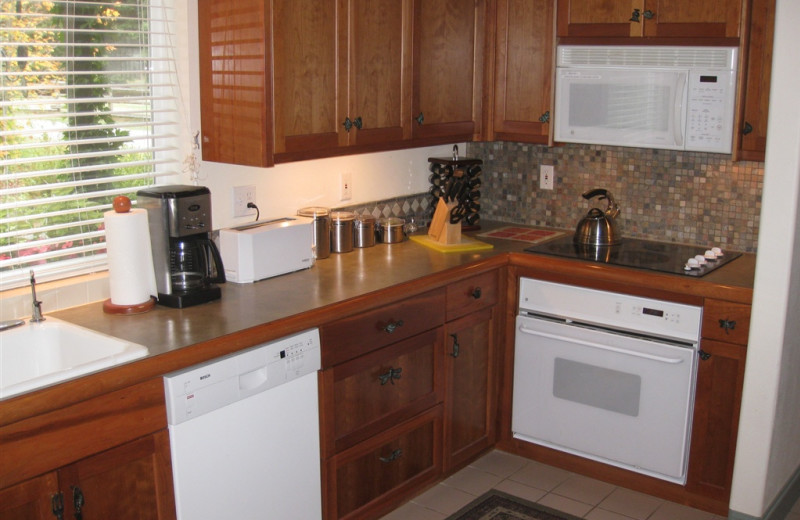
[167,194,212,237]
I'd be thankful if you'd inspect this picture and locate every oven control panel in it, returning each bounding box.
[519,278,702,343]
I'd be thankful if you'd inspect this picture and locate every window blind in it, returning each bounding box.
[0,0,181,289]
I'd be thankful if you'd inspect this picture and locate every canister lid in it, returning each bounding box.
[354,214,376,228]
[297,206,330,218]
[378,217,405,228]
[330,211,355,222]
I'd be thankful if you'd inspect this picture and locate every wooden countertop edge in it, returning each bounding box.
[0,250,753,428]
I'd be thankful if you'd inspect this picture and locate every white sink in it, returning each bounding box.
[0,317,149,399]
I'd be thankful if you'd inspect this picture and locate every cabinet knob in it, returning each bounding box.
[378,367,403,385]
[343,117,353,132]
[538,111,550,123]
[719,319,737,334]
[471,287,482,299]
[383,319,404,333]
[743,121,754,135]
[699,350,712,361]
[630,8,641,22]
[72,486,85,520]
[353,116,363,130]
[379,448,403,463]
[51,492,65,520]
[415,112,424,125]
[643,9,655,19]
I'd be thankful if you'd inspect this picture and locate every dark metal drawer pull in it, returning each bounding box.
[52,492,65,520]
[379,448,403,463]
[718,319,737,333]
[699,350,712,361]
[384,319,404,333]
[471,287,482,299]
[450,334,460,358]
[379,367,403,385]
[72,486,85,520]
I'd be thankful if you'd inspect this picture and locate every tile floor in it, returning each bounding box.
[380,450,800,520]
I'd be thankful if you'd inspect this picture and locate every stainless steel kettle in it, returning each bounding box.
[573,188,621,246]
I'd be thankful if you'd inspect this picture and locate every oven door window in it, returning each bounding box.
[512,314,697,484]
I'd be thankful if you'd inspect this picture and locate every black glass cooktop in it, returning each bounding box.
[524,236,741,277]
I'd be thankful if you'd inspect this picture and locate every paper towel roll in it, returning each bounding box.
[104,207,157,306]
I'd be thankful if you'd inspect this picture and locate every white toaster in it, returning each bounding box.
[219,217,314,283]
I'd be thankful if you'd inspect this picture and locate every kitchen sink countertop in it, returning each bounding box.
[2,222,756,423]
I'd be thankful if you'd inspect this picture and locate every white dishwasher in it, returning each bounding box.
[164,328,322,520]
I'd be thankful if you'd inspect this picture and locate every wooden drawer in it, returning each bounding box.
[321,328,444,454]
[702,299,751,345]
[446,270,499,321]
[326,407,443,520]
[321,288,446,367]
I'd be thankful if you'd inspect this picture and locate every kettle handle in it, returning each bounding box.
[582,188,619,219]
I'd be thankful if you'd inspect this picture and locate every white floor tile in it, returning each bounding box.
[508,460,573,491]
[468,450,529,478]
[550,474,616,506]
[596,487,663,520]
[410,483,476,516]
[441,466,504,496]
[537,492,594,518]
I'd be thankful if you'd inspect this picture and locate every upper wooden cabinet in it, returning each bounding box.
[557,0,742,40]
[411,0,485,142]
[271,0,412,163]
[736,0,775,161]
[488,0,554,144]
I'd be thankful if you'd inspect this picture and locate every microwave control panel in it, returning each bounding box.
[685,70,736,154]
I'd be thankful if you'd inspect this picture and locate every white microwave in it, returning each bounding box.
[554,46,738,154]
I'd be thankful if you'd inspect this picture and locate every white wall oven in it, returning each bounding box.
[513,279,702,484]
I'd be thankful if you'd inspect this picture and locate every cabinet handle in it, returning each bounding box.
[538,111,550,123]
[353,116,363,130]
[643,9,655,19]
[471,287,482,299]
[718,319,737,334]
[51,492,64,520]
[629,8,641,22]
[72,486,85,520]
[743,121,754,135]
[450,334,460,358]
[699,350,712,361]
[343,117,353,132]
[378,367,403,385]
[415,112,424,125]
[383,319,404,333]
[379,448,403,463]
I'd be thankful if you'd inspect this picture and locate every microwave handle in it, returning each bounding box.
[674,72,688,147]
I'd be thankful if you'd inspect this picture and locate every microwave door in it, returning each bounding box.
[555,69,687,150]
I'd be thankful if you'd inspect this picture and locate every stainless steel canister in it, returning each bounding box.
[330,211,355,253]
[354,215,376,248]
[377,217,406,244]
[297,206,331,259]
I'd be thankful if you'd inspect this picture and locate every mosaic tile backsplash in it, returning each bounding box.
[466,142,763,253]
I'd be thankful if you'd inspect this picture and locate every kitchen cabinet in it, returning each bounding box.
[411,0,485,143]
[0,379,175,520]
[198,0,271,166]
[271,0,412,163]
[687,299,750,502]
[736,0,775,161]
[488,0,554,144]
[556,0,742,40]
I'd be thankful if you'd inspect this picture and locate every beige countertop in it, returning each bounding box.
[2,223,756,422]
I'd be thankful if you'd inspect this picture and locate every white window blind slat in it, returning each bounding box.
[1,0,182,290]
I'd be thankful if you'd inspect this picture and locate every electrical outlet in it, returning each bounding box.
[539,165,555,190]
[233,185,256,217]
[340,172,353,201]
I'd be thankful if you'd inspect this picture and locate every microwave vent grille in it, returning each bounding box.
[558,46,736,70]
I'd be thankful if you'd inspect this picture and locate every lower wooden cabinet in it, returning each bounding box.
[0,431,175,520]
[325,407,443,520]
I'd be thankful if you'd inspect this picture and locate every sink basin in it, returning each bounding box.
[0,317,149,399]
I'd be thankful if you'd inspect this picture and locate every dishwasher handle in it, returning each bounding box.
[517,325,685,364]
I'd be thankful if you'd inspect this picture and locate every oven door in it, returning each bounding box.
[512,313,698,484]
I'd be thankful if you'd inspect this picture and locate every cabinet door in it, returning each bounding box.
[491,0,554,144]
[556,0,636,38]
[198,0,271,166]
[272,0,343,160]
[642,0,742,39]
[411,0,484,142]
[0,472,58,520]
[347,0,412,147]
[737,0,775,161]
[687,339,746,502]
[58,431,176,520]
[444,308,496,471]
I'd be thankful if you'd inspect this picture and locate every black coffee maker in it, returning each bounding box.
[137,185,225,308]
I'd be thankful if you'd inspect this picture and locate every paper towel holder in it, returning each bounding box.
[103,196,157,315]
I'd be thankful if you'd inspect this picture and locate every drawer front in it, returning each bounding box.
[327,328,444,452]
[702,300,751,345]
[446,270,498,321]
[321,288,446,367]
[329,407,442,520]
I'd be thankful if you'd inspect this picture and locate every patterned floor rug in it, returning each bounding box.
[446,490,583,520]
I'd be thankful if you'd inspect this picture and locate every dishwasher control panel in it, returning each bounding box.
[164,328,321,425]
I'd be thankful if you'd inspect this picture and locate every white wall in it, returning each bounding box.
[729,0,800,516]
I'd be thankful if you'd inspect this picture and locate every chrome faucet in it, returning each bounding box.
[30,270,45,323]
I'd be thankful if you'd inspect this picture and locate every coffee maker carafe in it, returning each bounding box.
[137,185,225,308]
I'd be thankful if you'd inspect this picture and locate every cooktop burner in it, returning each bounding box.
[524,236,741,277]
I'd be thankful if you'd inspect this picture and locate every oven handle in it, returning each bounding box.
[518,325,686,364]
